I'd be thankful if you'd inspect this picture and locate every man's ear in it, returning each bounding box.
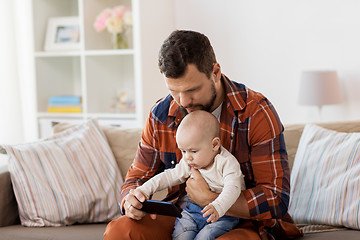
[212,63,221,80]
[212,137,221,151]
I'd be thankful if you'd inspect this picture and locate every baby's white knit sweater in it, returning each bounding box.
[137,146,245,218]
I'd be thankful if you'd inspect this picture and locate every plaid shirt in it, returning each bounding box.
[120,74,291,221]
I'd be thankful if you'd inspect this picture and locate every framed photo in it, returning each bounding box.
[44,17,80,51]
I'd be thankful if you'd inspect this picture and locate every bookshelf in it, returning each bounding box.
[30,0,142,138]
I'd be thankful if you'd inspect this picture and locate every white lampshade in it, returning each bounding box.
[298,70,342,106]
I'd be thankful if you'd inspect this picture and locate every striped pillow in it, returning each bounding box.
[2,119,123,226]
[289,123,360,229]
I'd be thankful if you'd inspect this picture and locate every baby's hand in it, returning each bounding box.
[201,204,219,223]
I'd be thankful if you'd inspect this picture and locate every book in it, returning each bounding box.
[47,106,82,113]
[48,103,82,106]
[49,95,82,104]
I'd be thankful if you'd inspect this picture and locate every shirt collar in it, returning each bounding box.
[222,74,246,111]
[168,98,186,127]
[168,98,179,117]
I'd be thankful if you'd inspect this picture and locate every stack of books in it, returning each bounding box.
[47,95,82,113]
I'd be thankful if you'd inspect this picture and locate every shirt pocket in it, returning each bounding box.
[162,151,178,169]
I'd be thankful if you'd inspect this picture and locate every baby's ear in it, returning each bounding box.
[212,137,221,151]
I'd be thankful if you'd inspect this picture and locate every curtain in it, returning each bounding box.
[0,0,24,144]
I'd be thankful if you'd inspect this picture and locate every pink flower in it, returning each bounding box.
[113,6,130,19]
[94,8,112,32]
[94,6,132,34]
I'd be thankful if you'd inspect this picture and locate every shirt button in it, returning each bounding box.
[171,161,175,165]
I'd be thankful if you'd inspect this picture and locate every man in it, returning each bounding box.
[104,30,302,239]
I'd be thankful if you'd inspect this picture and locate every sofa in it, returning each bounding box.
[0,120,360,239]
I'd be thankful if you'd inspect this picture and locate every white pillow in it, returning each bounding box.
[289,124,360,229]
[2,119,123,226]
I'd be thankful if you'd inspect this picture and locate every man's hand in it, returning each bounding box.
[186,168,218,207]
[123,189,158,220]
[201,204,219,223]
[122,189,147,220]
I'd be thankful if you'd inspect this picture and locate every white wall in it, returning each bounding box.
[139,0,175,124]
[4,0,360,146]
[174,0,360,124]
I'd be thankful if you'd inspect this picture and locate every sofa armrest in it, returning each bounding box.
[0,167,20,227]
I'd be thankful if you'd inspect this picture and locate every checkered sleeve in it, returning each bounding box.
[119,112,164,204]
[243,98,291,220]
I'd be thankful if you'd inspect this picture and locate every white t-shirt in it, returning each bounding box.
[137,146,245,218]
[212,103,222,121]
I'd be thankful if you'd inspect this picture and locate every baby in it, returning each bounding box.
[137,110,245,239]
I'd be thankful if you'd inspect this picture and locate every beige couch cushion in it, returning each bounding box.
[100,126,142,178]
[0,223,107,240]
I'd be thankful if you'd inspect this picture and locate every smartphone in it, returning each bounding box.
[141,199,182,218]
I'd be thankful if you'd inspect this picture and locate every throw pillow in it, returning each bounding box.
[53,123,141,178]
[2,119,123,226]
[289,123,360,229]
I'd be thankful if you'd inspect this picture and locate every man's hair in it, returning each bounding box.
[158,30,217,79]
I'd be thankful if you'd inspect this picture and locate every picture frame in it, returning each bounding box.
[44,17,80,51]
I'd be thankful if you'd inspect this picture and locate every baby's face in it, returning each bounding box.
[176,129,217,170]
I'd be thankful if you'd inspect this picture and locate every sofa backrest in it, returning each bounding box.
[0,171,20,226]
[12,120,360,185]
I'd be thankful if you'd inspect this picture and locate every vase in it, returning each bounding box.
[112,32,128,49]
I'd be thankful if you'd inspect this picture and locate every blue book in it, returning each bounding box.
[49,95,82,104]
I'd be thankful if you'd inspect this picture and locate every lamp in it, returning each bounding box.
[298,70,342,121]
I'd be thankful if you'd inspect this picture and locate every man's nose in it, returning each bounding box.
[179,92,191,108]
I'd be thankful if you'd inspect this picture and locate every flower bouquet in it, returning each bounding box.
[94,6,133,49]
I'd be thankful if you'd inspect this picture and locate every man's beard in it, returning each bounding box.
[181,82,217,113]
